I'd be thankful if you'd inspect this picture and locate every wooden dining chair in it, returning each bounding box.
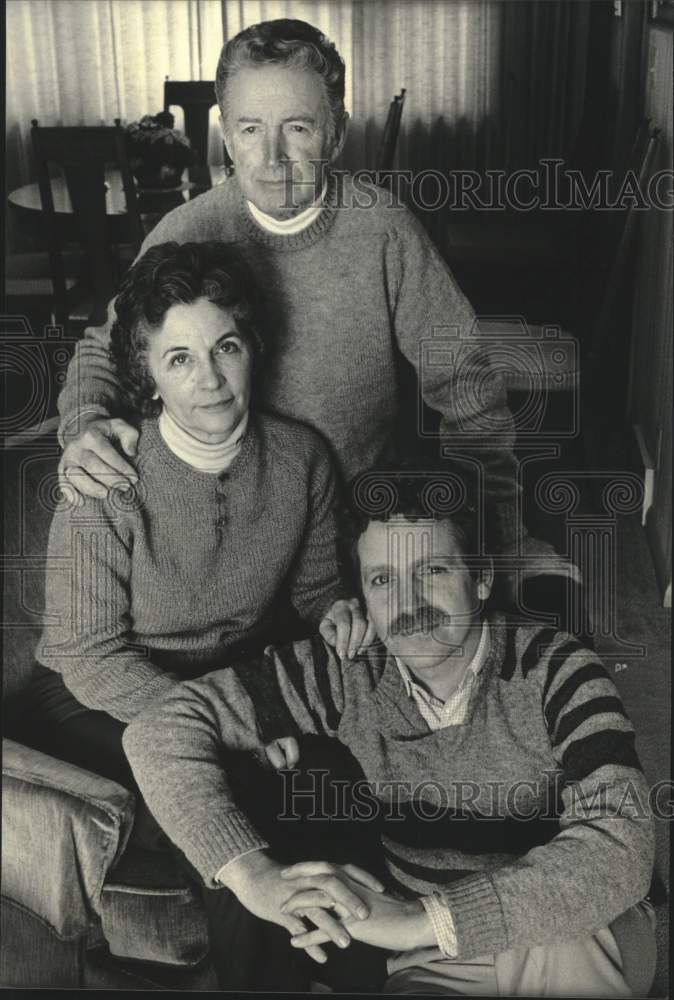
[4,249,87,332]
[376,88,406,183]
[31,119,143,332]
[163,78,233,186]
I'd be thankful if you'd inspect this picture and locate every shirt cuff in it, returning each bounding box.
[214,846,268,886]
[421,894,458,958]
[59,405,110,445]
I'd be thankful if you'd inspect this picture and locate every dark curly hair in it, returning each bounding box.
[339,461,497,597]
[110,241,265,418]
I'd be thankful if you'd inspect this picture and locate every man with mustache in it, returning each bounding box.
[123,469,656,996]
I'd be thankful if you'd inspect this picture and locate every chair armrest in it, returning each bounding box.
[1,739,136,940]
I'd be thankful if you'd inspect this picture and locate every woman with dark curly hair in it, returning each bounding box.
[29,240,358,786]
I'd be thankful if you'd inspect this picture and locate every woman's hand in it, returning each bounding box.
[279,864,434,953]
[59,414,139,499]
[319,598,377,661]
[218,851,384,963]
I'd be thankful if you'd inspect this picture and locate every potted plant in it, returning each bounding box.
[125,111,197,189]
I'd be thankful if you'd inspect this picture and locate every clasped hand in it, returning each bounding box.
[221,852,431,964]
[218,851,386,964]
[279,861,431,954]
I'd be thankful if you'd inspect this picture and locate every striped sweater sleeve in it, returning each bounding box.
[436,632,655,960]
[122,636,345,884]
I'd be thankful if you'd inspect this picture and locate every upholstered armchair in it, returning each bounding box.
[1,417,217,989]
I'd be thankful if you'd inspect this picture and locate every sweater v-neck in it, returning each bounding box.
[369,615,507,737]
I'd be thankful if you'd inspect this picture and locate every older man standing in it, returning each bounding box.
[60,26,510,508]
[57,17,575,636]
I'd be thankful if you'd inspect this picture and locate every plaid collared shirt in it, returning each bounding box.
[395,620,490,731]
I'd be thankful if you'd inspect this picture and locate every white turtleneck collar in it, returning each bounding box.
[158,407,249,474]
[247,180,328,235]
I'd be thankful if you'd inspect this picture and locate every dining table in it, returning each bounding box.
[8,164,228,244]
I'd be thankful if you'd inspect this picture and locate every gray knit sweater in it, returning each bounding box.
[123,613,654,961]
[57,172,520,546]
[37,412,345,722]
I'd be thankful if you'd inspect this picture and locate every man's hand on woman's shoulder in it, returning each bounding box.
[59,412,139,499]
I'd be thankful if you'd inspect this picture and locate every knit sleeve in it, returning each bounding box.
[56,296,120,443]
[285,439,347,624]
[435,636,654,960]
[386,213,521,550]
[123,636,346,882]
[36,489,178,722]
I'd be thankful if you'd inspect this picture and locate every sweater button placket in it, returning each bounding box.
[215,482,228,538]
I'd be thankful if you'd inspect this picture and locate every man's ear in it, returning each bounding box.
[328,111,350,163]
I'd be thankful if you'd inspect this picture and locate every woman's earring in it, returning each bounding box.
[152,391,160,400]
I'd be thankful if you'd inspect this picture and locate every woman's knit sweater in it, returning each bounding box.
[37,411,345,722]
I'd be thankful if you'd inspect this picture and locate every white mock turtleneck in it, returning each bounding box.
[247,181,328,235]
[158,407,248,474]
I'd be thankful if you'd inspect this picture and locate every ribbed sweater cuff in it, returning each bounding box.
[172,809,269,886]
[439,873,508,959]
[58,404,111,444]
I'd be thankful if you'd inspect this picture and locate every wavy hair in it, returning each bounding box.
[215,19,346,140]
[110,241,265,418]
[339,462,497,596]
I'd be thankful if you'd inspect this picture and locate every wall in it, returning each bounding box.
[628,21,673,606]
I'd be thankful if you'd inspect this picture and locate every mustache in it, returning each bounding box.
[390,606,452,637]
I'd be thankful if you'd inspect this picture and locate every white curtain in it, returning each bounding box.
[349,0,502,176]
[6,0,225,187]
[6,0,590,241]
[218,0,503,175]
[6,0,511,183]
